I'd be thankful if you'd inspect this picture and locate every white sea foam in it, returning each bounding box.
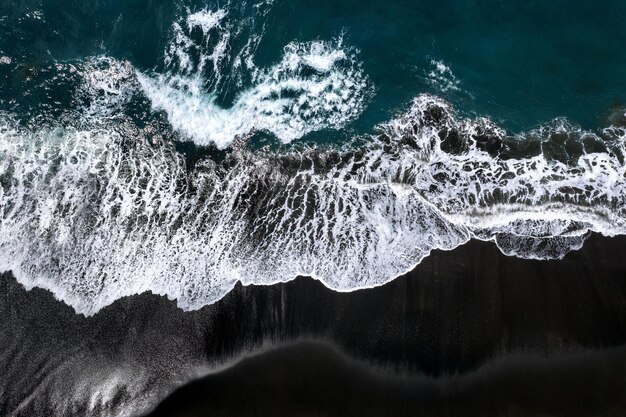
[77,56,137,115]
[426,59,460,92]
[1,6,625,316]
[166,8,230,77]
[137,7,370,148]
[137,39,369,148]
[1,92,625,316]
[187,9,228,34]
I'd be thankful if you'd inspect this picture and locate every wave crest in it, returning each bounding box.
[1,93,625,315]
[136,7,371,148]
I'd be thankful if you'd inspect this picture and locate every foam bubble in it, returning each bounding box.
[166,8,230,77]
[1,94,625,316]
[187,9,228,34]
[426,59,460,93]
[137,7,371,149]
[77,56,137,115]
[138,38,370,148]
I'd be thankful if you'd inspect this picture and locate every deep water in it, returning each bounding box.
[2,0,626,133]
[1,1,626,415]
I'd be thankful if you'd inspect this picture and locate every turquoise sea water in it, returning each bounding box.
[1,0,626,315]
[2,3,626,415]
[1,0,625,135]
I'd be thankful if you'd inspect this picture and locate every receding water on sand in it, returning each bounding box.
[1,0,626,415]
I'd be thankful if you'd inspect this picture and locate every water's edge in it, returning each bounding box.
[3,233,626,416]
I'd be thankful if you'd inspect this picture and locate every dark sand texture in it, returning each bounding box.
[1,235,626,416]
[147,341,626,417]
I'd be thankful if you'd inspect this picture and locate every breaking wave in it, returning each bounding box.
[1,84,625,315]
[136,7,371,148]
[1,5,625,316]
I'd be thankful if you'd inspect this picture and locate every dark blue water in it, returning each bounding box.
[1,0,626,305]
[1,0,625,137]
[2,3,626,416]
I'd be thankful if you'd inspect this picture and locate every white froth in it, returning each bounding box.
[138,8,370,148]
[426,59,460,92]
[1,93,625,316]
[186,9,227,34]
[287,41,347,73]
[78,56,137,115]
[138,37,369,148]
[165,8,231,78]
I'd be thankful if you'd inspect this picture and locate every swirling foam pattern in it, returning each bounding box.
[1,6,625,315]
[136,8,371,148]
[1,76,625,315]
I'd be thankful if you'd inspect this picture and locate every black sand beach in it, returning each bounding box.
[147,341,626,417]
[2,1,626,416]
[2,235,626,416]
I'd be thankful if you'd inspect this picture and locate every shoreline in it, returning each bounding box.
[147,340,626,417]
[2,233,626,415]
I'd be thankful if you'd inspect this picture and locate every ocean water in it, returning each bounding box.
[1,0,626,315]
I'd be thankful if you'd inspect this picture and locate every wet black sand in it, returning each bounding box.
[2,234,626,416]
[148,341,626,417]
